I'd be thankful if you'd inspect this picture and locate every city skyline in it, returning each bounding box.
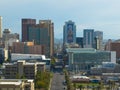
[1,0,120,39]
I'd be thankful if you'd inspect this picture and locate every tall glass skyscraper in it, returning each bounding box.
[25,20,54,57]
[0,16,2,38]
[83,29,94,48]
[63,20,76,44]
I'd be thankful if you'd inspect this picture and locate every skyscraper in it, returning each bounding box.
[21,19,54,57]
[25,19,54,57]
[39,20,54,57]
[83,29,94,48]
[22,19,36,42]
[0,16,2,38]
[94,31,103,50]
[63,20,76,44]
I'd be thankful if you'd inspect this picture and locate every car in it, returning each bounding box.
[60,72,64,75]
[63,87,66,90]
[63,80,67,85]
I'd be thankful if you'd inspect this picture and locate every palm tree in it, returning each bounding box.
[106,86,110,90]
[86,85,90,90]
[73,83,77,90]
[91,85,96,90]
[78,84,83,90]
[111,80,115,90]
[96,85,101,90]
[108,80,112,90]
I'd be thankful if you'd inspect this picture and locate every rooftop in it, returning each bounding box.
[0,81,21,85]
[0,79,34,85]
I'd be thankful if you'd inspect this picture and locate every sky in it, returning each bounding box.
[0,0,120,40]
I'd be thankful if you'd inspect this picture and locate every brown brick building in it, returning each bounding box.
[22,19,36,42]
[110,42,120,59]
[11,42,45,55]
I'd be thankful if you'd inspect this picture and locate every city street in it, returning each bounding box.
[50,68,66,90]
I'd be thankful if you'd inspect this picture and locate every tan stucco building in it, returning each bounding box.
[4,60,46,79]
[0,79,34,90]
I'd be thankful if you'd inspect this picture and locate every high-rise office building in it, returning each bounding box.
[76,37,83,48]
[83,29,94,48]
[0,16,2,38]
[63,20,76,44]
[110,42,120,59]
[27,20,54,57]
[22,19,36,42]
[39,20,54,57]
[94,31,103,50]
[22,19,54,57]
[3,29,19,41]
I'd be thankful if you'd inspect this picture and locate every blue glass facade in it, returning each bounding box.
[83,29,94,48]
[63,20,76,44]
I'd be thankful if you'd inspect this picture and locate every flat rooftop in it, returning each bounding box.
[0,80,22,85]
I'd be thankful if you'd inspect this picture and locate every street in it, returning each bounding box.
[50,68,66,90]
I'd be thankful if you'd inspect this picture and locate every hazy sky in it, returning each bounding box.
[0,0,120,39]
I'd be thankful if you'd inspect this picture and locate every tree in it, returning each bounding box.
[108,80,114,90]
[16,73,20,79]
[86,85,90,90]
[35,71,51,90]
[21,75,26,79]
[36,81,47,88]
[78,85,83,90]
[73,83,77,90]
[51,58,56,65]
[96,85,101,90]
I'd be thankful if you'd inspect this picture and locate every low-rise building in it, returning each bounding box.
[0,79,34,90]
[90,62,120,75]
[4,60,46,79]
[11,53,51,71]
[66,48,116,72]
[70,76,90,83]
[11,41,45,55]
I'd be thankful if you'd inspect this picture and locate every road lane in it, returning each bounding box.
[50,69,65,90]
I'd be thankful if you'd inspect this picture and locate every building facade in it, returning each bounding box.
[94,31,103,50]
[105,39,112,51]
[105,40,120,59]
[3,29,19,41]
[0,48,8,63]
[83,29,94,48]
[11,53,51,71]
[22,19,36,42]
[39,20,54,57]
[0,16,2,38]
[109,42,120,59]
[22,19,54,57]
[0,79,34,90]
[76,37,83,48]
[66,48,116,72]
[11,41,44,55]
[3,29,19,50]
[4,60,46,79]
[63,20,76,44]
[90,62,120,75]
